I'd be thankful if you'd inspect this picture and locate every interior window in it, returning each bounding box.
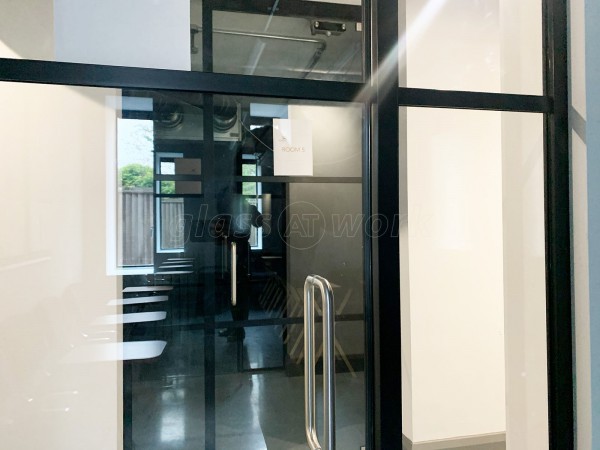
[116,118,154,267]
[242,158,262,249]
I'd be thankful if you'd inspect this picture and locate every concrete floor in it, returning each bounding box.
[129,325,366,450]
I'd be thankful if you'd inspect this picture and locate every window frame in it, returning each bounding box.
[154,151,187,254]
[241,155,263,251]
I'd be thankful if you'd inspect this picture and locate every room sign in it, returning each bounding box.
[273,119,313,176]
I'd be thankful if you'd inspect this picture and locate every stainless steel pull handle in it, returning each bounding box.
[230,241,237,306]
[304,274,336,450]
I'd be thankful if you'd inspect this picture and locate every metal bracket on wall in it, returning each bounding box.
[311,20,347,36]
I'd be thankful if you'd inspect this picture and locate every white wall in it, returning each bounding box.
[54,0,191,70]
[500,112,548,450]
[402,0,542,94]
[0,0,55,60]
[402,0,505,443]
[402,110,547,448]
[572,127,591,450]
[405,108,507,442]
[0,82,122,449]
[400,0,548,446]
[499,0,548,448]
[0,0,191,70]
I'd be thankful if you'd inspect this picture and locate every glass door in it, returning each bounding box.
[124,91,367,449]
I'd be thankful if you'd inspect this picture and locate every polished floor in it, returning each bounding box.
[122,281,506,450]
[128,324,366,450]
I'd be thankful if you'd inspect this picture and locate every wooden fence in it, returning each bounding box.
[120,189,184,266]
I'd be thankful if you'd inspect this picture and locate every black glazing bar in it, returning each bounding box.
[153,314,366,332]
[0,58,363,102]
[204,323,216,450]
[362,0,374,447]
[206,0,362,22]
[363,0,372,81]
[202,93,217,450]
[543,0,574,447]
[398,87,551,113]
[155,194,204,199]
[211,314,365,327]
[234,176,362,183]
[202,2,213,73]
[364,105,375,450]
[165,314,367,331]
[373,0,401,449]
[123,362,133,450]
[156,174,203,182]
[0,58,553,113]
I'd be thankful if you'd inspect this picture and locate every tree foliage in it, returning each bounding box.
[119,164,153,189]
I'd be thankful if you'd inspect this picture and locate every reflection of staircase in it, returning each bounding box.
[257,275,287,319]
[256,275,361,378]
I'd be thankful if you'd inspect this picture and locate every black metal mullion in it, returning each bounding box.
[543,0,574,447]
[361,0,375,447]
[202,7,217,448]
[202,93,217,450]
[360,0,375,446]
[372,0,401,449]
[202,2,213,74]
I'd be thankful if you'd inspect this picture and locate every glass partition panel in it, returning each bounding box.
[0,0,193,70]
[211,8,364,81]
[0,82,368,449]
[0,82,128,450]
[398,0,543,94]
[399,107,548,449]
[0,0,364,81]
[203,95,366,449]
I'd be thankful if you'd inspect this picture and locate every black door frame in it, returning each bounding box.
[0,0,573,447]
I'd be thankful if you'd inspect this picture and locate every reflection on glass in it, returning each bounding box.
[399,0,543,94]
[159,181,176,194]
[0,83,126,449]
[118,118,155,267]
[159,198,185,251]
[210,10,363,81]
[0,0,192,70]
[0,84,367,450]
[210,96,366,449]
[1,0,364,81]
[400,107,547,449]
[242,160,261,248]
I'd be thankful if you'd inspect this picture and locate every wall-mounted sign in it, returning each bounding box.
[273,119,313,176]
